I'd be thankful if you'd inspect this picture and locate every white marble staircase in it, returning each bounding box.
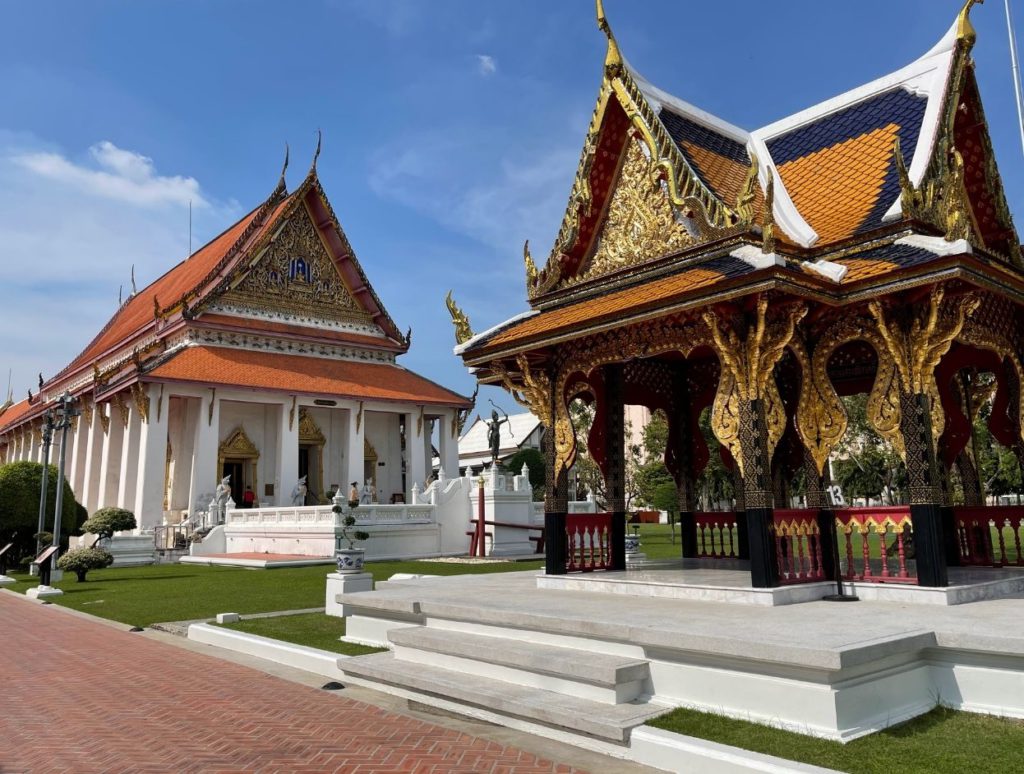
[339,625,664,744]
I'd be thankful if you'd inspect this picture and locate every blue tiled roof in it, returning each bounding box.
[659,108,748,164]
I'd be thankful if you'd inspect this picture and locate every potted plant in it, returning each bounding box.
[333,492,370,574]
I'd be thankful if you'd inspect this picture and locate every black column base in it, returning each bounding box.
[746,508,779,588]
[816,508,838,581]
[735,511,749,560]
[610,511,626,571]
[544,512,567,575]
[910,503,949,587]
[939,506,962,567]
[680,511,697,559]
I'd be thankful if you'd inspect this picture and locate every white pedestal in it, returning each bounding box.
[27,585,64,600]
[325,572,373,618]
[0,575,16,586]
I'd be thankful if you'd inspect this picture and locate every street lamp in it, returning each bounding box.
[35,409,56,559]
[51,392,79,564]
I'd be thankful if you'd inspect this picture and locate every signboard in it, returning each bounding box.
[826,485,846,507]
[0,543,12,557]
[34,546,58,566]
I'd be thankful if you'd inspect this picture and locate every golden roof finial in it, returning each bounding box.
[445,290,474,346]
[596,0,623,73]
[523,240,538,291]
[276,142,290,194]
[310,129,322,173]
[957,0,984,45]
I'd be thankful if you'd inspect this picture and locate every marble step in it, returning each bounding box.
[339,651,664,744]
[388,626,649,700]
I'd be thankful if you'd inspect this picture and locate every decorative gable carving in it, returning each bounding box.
[221,207,370,323]
[561,138,696,289]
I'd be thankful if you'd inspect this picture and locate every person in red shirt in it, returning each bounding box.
[243,486,256,509]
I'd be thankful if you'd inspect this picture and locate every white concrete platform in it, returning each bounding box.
[179,553,334,569]
[26,585,63,600]
[336,569,1024,744]
[0,575,16,586]
[539,559,1024,606]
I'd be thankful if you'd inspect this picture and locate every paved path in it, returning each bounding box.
[0,594,586,773]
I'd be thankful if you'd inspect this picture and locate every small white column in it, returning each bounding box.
[345,404,364,496]
[134,384,169,531]
[97,404,123,510]
[27,426,38,464]
[404,410,427,499]
[277,401,299,506]
[437,411,460,479]
[117,401,141,512]
[189,393,220,516]
[80,404,105,514]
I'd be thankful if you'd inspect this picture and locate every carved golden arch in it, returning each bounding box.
[217,427,260,503]
[298,408,326,503]
[955,318,1024,443]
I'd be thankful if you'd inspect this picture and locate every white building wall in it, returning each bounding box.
[365,411,401,503]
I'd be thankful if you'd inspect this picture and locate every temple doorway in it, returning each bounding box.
[218,427,260,508]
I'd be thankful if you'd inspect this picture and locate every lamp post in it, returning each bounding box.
[35,409,56,557]
[51,391,79,565]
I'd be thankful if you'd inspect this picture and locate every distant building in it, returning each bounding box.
[455,412,543,475]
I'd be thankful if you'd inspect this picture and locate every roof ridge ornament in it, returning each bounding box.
[957,0,984,45]
[310,129,322,174]
[595,0,623,74]
[275,142,290,196]
[445,290,474,346]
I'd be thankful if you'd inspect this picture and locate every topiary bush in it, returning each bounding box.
[503,448,545,499]
[0,461,84,561]
[56,546,113,582]
[81,508,137,542]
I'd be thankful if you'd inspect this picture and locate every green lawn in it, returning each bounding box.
[7,558,541,628]
[649,705,1024,774]
[217,612,384,657]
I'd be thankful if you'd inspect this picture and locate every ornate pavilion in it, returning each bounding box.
[0,147,470,531]
[452,1,1024,588]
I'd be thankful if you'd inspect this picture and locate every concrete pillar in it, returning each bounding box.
[277,401,299,506]
[437,411,460,478]
[117,401,141,512]
[189,393,220,515]
[27,425,38,464]
[345,404,364,496]
[69,412,88,501]
[134,384,169,531]
[405,409,427,499]
[81,404,105,514]
[97,404,123,510]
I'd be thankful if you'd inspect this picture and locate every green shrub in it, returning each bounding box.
[504,448,545,498]
[0,461,83,560]
[81,508,137,541]
[56,546,113,582]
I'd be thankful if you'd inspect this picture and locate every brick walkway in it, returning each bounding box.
[0,594,583,773]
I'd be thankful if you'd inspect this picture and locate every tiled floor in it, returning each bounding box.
[0,594,584,773]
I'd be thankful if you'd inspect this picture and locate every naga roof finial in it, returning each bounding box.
[595,0,622,73]
[276,142,290,194]
[957,0,984,45]
[310,129,322,173]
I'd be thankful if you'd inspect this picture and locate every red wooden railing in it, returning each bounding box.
[694,512,741,559]
[834,506,915,583]
[953,506,1024,567]
[772,509,826,584]
[566,513,613,572]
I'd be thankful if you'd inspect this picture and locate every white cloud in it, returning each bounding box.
[476,54,497,76]
[13,140,208,208]
[0,132,239,396]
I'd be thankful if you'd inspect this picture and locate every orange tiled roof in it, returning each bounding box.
[485,255,752,349]
[197,314,404,351]
[148,346,471,407]
[57,194,295,381]
[776,124,900,246]
[0,398,35,433]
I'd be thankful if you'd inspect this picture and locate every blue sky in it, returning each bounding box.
[1,0,1022,418]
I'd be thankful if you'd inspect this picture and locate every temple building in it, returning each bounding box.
[451,1,1024,588]
[0,150,470,530]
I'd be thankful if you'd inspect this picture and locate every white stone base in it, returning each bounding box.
[0,575,16,585]
[325,572,374,617]
[27,585,64,600]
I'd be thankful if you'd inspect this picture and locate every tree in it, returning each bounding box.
[0,461,84,561]
[832,395,906,505]
[504,448,545,499]
[695,408,733,510]
[81,508,137,543]
[56,546,113,582]
[569,399,641,508]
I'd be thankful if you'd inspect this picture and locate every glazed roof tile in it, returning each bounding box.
[484,255,752,349]
[148,346,471,407]
[832,242,942,283]
[0,399,35,434]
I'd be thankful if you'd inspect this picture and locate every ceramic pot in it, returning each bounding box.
[336,548,366,574]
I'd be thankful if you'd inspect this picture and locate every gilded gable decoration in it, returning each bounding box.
[222,208,369,323]
[218,427,260,464]
[564,138,696,288]
[298,408,326,445]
